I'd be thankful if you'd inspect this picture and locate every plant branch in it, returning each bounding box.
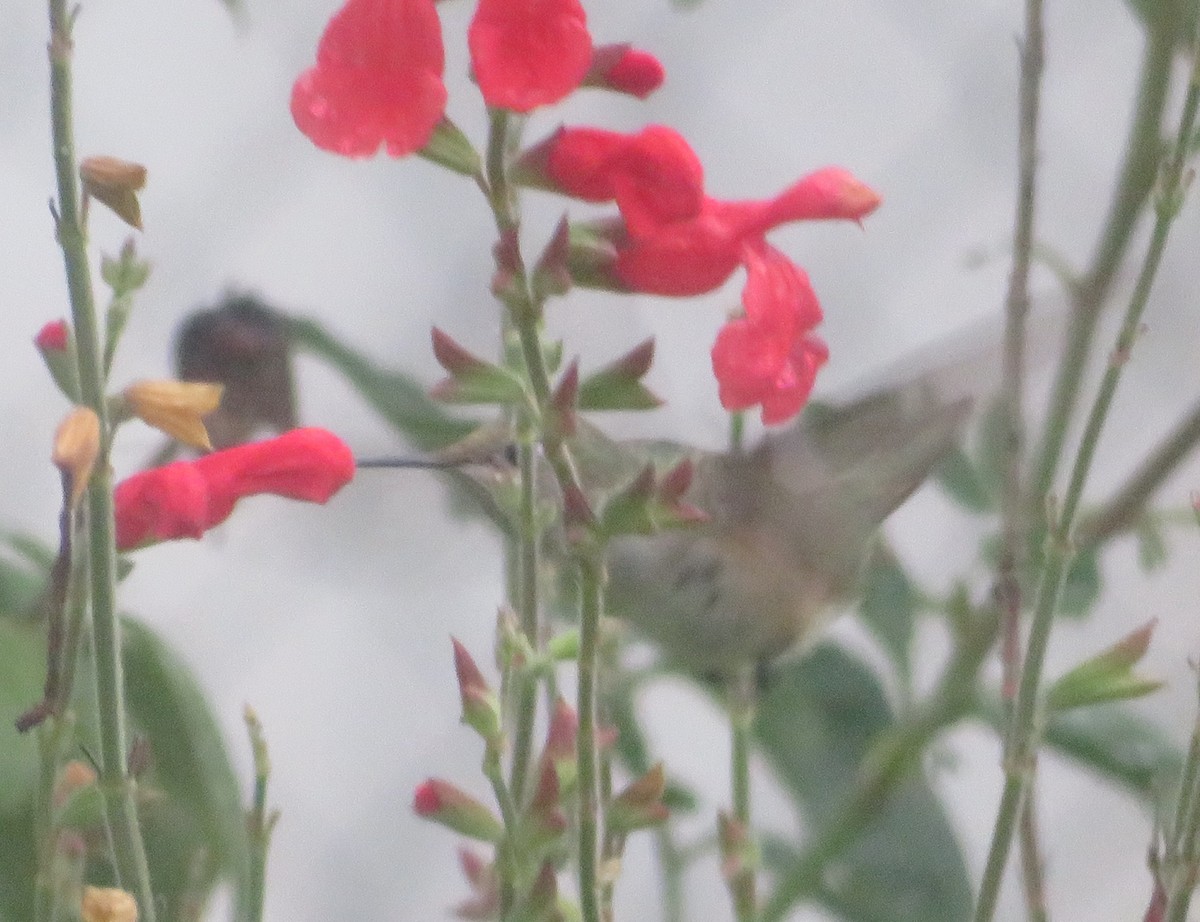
[46,1,155,916]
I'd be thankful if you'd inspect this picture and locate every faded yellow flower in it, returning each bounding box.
[81,886,138,922]
[52,406,100,507]
[80,156,147,230]
[123,379,223,451]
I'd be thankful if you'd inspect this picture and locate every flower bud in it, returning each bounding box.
[121,379,223,451]
[413,779,504,843]
[606,763,669,833]
[452,638,503,745]
[81,886,138,922]
[35,320,81,401]
[583,44,665,98]
[80,156,147,230]
[52,406,101,508]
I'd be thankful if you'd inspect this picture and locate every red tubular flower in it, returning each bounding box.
[583,44,665,99]
[468,0,593,113]
[114,428,355,550]
[529,125,881,296]
[292,0,447,158]
[711,242,829,424]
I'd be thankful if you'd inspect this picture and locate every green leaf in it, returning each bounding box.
[1047,620,1162,712]
[857,548,916,685]
[972,396,1010,507]
[287,316,476,451]
[934,446,995,514]
[1060,544,1102,617]
[756,645,972,922]
[1136,513,1169,571]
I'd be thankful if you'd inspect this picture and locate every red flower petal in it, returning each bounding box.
[710,244,829,425]
[469,0,593,113]
[292,0,447,158]
[114,428,356,550]
[114,462,211,550]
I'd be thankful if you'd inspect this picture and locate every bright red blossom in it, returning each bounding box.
[711,241,829,425]
[469,0,593,113]
[536,124,881,296]
[114,428,355,550]
[292,0,447,158]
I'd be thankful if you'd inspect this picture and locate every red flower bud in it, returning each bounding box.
[584,44,665,99]
[413,779,505,842]
[35,320,69,352]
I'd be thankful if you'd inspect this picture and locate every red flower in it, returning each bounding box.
[292,0,447,158]
[114,428,355,550]
[583,44,665,99]
[469,0,593,113]
[711,241,829,425]
[35,320,69,352]
[530,125,880,296]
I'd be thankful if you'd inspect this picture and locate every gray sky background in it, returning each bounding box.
[5,0,1200,918]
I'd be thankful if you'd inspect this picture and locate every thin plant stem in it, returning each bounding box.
[241,706,278,922]
[1017,788,1049,922]
[1164,673,1200,921]
[728,667,757,922]
[654,826,687,922]
[996,0,1042,703]
[762,607,998,922]
[1076,394,1200,549]
[508,440,541,804]
[46,0,155,917]
[975,38,1200,922]
[575,554,605,922]
[1029,0,1180,511]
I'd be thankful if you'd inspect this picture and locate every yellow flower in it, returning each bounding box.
[52,406,100,507]
[122,379,223,451]
[81,886,138,922]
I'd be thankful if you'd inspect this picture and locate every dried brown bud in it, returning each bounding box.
[52,406,100,507]
[122,379,223,451]
[81,886,138,922]
[80,156,147,230]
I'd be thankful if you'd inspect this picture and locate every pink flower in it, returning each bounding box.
[114,428,355,550]
[291,0,447,158]
[531,125,880,296]
[583,44,665,99]
[35,320,69,352]
[711,241,829,424]
[468,0,593,113]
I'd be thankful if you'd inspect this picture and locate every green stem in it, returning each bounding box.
[762,608,997,922]
[728,668,757,922]
[975,35,1200,922]
[1076,394,1200,549]
[654,826,688,922]
[47,1,155,917]
[1029,0,1179,510]
[1017,790,1049,922]
[508,440,541,805]
[242,707,277,922]
[576,554,604,922]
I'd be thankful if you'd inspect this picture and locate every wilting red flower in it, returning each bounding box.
[583,44,665,99]
[114,428,355,550]
[711,241,829,424]
[292,0,447,158]
[529,124,880,296]
[35,320,69,352]
[469,0,593,113]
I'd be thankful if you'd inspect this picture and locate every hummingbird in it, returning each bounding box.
[600,386,971,674]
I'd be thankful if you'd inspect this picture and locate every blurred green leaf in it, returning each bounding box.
[1136,513,1169,571]
[934,446,995,514]
[756,645,972,922]
[1047,620,1162,712]
[857,549,916,686]
[1060,545,1102,617]
[972,396,1010,507]
[0,534,51,619]
[0,618,47,817]
[288,316,476,451]
[1122,0,1200,51]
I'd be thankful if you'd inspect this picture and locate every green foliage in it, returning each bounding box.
[857,549,917,685]
[756,645,972,922]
